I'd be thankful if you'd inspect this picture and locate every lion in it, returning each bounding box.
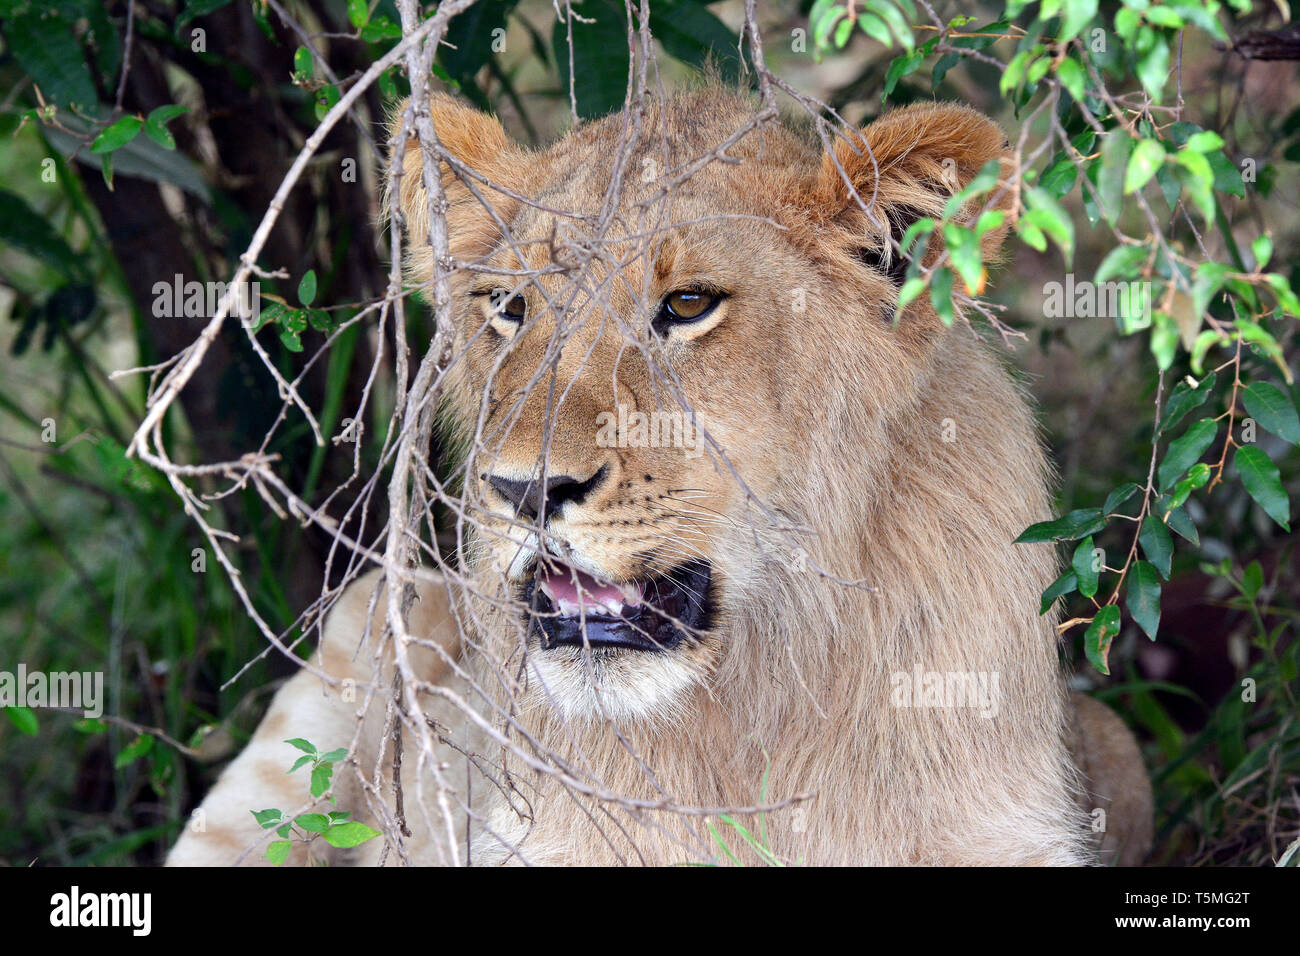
[167,86,1152,866]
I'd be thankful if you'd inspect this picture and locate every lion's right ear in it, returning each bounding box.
[389,95,528,280]
[808,102,1014,288]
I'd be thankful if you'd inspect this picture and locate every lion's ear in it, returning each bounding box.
[813,102,1014,286]
[390,95,528,278]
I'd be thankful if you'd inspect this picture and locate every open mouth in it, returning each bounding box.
[524,558,713,652]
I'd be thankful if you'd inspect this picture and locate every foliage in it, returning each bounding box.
[0,0,1296,866]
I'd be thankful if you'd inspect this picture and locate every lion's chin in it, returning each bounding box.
[528,651,701,724]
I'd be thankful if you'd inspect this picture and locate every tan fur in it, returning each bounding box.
[169,87,1152,866]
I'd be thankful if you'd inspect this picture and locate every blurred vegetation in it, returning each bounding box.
[0,0,1297,865]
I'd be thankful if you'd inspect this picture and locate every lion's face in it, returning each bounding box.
[396,89,1011,722]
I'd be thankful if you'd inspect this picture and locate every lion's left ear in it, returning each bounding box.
[811,102,1014,286]
[390,95,530,282]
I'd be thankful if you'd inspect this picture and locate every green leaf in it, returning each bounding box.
[317,747,348,764]
[1114,6,1141,42]
[553,0,632,119]
[278,310,307,352]
[974,209,1005,237]
[1016,508,1106,543]
[651,0,745,81]
[944,158,1003,219]
[360,16,402,41]
[1241,381,1300,444]
[1144,6,1184,28]
[310,763,333,798]
[1126,561,1161,640]
[4,706,38,736]
[1205,149,1245,197]
[1024,187,1074,264]
[1183,130,1224,153]
[1040,569,1079,615]
[1072,536,1101,598]
[1162,501,1200,545]
[294,45,313,79]
[115,733,154,769]
[857,11,893,47]
[177,0,234,30]
[91,116,144,155]
[1001,49,1034,96]
[1191,261,1227,322]
[265,840,292,865]
[347,0,370,28]
[1150,311,1178,370]
[929,265,955,325]
[1138,514,1173,579]
[1160,372,1216,435]
[942,224,984,296]
[4,7,99,110]
[0,189,86,279]
[1103,482,1142,515]
[43,115,211,202]
[306,309,335,332]
[1084,604,1122,675]
[252,808,284,828]
[1155,162,1181,211]
[1174,150,1215,219]
[1059,0,1098,41]
[1098,132,1133,226]
[298,269,318,307]
[1040,157,1079,199]
[883,48,925,101]
[1190,329,1227,375]
[833,16,853,47]
[314,84,341,123]
[1124,138,1165,194]
[1251,234,1273,270]
[1017,217,1047,252]
[1136,37,1170,100]
[1095,245,1146,284]
[897,277,927,312]
[1157,417,1217,490]
[868,0,915,52]
[285,738,317,755]
[321,821,382,849]
[295,813,331,833]
[288,754,314,773]
[1234,445,1290,530]
[143,105,188,150]
[1241,560,1264,601]
[1168,462,1211,510]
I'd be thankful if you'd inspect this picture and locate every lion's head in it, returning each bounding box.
[393,87,1019,726]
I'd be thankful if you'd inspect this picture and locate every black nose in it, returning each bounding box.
[487,465,607,522]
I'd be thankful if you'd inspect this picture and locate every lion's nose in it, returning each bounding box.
[487,465,608,523]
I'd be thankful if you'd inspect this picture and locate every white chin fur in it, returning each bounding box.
[529,652,697,724]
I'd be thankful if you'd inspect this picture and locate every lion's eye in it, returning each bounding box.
[656,290,719,327]
[488,289,526,322]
